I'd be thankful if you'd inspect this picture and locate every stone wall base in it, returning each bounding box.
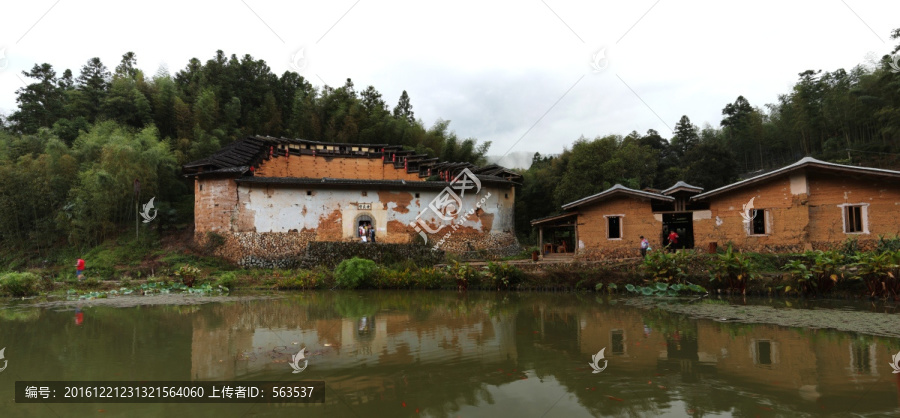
[194,229,517,268]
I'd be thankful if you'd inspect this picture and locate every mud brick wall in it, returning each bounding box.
[254,154,422,181]
[806,171,900,244]
[300,241,445,268]
[577,195,663,252]
[694,174,810,252]
[195,178,239,233]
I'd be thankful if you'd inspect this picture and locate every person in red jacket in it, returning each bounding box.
[76,258,85,280]
[667,230,679,252]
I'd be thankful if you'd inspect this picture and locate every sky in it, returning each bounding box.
[0,1,898,168]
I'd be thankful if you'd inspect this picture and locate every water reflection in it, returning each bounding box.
[0,292,898,417]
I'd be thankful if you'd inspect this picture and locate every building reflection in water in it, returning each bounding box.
[181,293,899,416]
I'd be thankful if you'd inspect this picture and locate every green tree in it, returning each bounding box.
[10,64,72,133]
[393,90,415,123]
[70,57,111,123]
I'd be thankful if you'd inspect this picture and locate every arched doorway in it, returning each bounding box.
[355,213,374,238]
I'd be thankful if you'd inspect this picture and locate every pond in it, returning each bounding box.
[1,291,899,417]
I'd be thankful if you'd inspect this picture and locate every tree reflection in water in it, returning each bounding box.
[0,292,899,417]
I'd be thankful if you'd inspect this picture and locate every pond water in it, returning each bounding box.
[1,291,899,417]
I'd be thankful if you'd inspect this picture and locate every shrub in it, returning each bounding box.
[642,250,693,284]
[0,272,39,296]
[849,250,900,298]
[443,261,483,290]
[215,272,238,290]
[334,257,378,289]
[174,264,202,287]
[809,250,846,295]
[373,267,411,289]
[781,258,812,295]
[708,245,757,294]
[485,262,524,290]
[412,267,447,289]
[876,235,900,253]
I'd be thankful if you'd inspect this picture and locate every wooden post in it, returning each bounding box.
[573,219,579,255]
[538,226,544,261]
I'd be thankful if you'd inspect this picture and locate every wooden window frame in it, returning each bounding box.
[747,209,768,236]
[604,214,624,240]
[838,203,869,234]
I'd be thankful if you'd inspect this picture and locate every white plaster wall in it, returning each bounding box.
[236,184,514,238]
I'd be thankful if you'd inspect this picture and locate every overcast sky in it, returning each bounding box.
[1,1,897,168]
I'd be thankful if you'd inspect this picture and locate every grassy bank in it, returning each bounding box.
[2,232,900,301]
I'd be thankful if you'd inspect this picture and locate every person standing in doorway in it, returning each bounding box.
[369,225,376,243]
[639,236,650,258]
[667,230,679,252]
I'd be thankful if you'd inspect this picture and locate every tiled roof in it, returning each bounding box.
[530,212,578,226]
[183,136,522,183]
[235,174,516,189]
[561,184,673,210]
[692,157,900,200]
[661,181,703,195]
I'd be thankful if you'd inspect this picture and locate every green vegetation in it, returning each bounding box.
[334,257,379,289]
[707,245,758,294]
[625,282,706,297]
[641,249,693,284]
[0,272,39,297]
[485,261,525,290]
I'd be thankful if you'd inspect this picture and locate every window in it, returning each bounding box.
[505,193,509,199]
[606,215,623,239]
[849,342,877,375]
[415,193,420,198]
[756,340,772,365]
[749,209,766,235]
[611,330,625,355]
[361,191,367,197]
[306,190,312,196]
[751,339,778,367]
[842,204,868,234]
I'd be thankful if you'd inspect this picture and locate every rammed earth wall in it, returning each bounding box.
[194,178,518,259]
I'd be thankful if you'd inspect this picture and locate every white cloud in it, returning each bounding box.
[1,0,897,158]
